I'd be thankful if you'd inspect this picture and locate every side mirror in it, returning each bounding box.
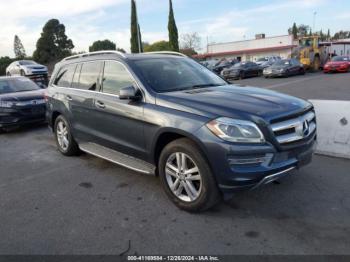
[119,85,140,100]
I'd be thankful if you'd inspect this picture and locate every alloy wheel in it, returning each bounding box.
[56,120,69,151]
[165,152,202,202]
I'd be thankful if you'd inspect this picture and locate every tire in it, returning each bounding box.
[54,115,80,156]
[285,70,290,78]
[20,70,25,76]
[239,71,245,80]
[299,68,305,75]
[6,72,11,76]
[312,56,320,72]
[158,138,221,212]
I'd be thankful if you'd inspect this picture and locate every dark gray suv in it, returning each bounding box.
[47,51,316,212]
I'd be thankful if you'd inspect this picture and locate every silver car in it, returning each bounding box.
[6,60,48,77]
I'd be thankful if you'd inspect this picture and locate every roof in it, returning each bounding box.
[194,45,296,59]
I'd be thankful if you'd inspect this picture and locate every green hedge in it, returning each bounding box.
[0,57,15,76]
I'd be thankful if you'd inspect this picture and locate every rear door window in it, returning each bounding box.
[101,61,135,95]
[54,64,77,87]
[75,61,102,91]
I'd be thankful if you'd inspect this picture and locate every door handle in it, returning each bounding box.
[96,100,106,109]
[66,95,73,101]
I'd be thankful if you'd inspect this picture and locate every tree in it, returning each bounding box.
[180,32,201,51]
[130,0,142,53]
[288,24,310,38]
[291,23,298,39]
[327,29,331,41]
[33,19,74,64]
[180,48,197,56]
[144,41,170,52]
[13,35,26,59]
[117,48,126,53]
[332,30,350,40]
[89,40,116,52]
[309,28,312,36]
[168,0,179,52]
[0,56,15,75]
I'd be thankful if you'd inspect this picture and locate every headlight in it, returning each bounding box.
[206,117,265,143]
[0,101,15,108]
[278,68,285,72]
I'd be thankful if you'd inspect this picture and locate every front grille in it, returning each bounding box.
[271,111,316,144]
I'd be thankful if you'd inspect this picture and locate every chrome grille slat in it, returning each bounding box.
[271,111,316,144]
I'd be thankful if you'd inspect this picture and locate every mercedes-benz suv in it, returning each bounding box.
[46,51,316,212]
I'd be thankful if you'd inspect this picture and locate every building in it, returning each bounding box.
[320,39,350,57]
[196,34,297,62]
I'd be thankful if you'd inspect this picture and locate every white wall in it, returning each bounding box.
[208,35,294,54]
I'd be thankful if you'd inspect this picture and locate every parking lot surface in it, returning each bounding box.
[1,73,350,255]
[231,71,350,101]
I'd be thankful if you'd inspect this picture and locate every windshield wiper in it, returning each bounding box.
[189,83,223,89]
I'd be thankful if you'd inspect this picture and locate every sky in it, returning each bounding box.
[0,0,350,57]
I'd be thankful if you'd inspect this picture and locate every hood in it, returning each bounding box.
[0,89,45,102]
[156,85,311,122]
[270,64,288,70]
[326,61,349,66]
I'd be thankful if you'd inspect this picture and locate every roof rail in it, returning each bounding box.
[142,51,187,57]
[62,51,127,61]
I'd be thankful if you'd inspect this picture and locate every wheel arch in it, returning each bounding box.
[152,128,210,171]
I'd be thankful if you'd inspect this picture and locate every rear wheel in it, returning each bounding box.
[239,71,245,80]
[158,138,221,212]
[299,68,305,75]
[312,56,321,72]
[54,115,80,156]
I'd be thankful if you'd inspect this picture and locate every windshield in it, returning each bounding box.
[0,78,40,94]
[18,60,37,65]
[274,60,290,66]
[257,58,268,62]
[132,57,227,93]
[332,56,349,62]
[233,62,246,68]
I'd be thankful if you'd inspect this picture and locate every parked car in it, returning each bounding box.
[256,56,281,68]
[212,59,236,74]
[0,76,46,131]
[263,59,305,78]
[47,51,316,212]
[323,56,350,73]
[221,61,262,80]
[6,60,48,88]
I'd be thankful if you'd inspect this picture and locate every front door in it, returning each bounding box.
[92,60,146,160]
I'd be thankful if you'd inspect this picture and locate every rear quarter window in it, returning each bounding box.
[54,64,77,87]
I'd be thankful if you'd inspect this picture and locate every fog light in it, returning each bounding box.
[228,153,273,166]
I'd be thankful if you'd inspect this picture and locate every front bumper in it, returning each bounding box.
[323,67,349,73]
[0,105,46,128]
[263,71,285,77]
[194,126,316,194]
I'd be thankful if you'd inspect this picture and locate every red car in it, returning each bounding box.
[324,56,350,73]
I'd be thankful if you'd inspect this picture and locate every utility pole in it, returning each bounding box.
[313,11,317,33]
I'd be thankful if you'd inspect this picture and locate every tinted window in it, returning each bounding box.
[133,57,227,93]
[71,64,82,89]
[0,78,39,94]
[19,60,36,65]
[54,64,77,87]
[76,61,102,91]
[102,61,134,95]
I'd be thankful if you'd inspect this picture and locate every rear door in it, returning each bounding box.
[92,60,146,159]
[54,61,103,142]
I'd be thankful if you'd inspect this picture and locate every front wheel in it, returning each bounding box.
[6,72,11,76]
[158,138,221,212]
[54,115,80,156]
[20,70,25,76]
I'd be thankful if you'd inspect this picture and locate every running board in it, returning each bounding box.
[79,142,156,175]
